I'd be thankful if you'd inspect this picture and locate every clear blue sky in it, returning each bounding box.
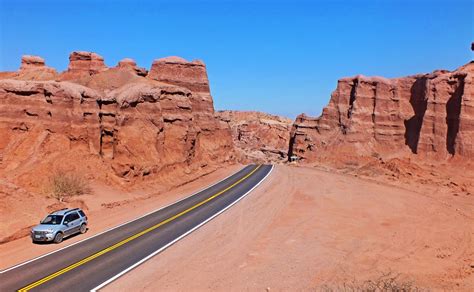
[0,0,472,118]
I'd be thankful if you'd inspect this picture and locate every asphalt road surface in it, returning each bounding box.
[0,164,273,291]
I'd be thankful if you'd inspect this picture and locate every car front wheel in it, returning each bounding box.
[53,232,63,243]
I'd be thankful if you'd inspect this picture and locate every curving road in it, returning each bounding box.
[0,164,273,292]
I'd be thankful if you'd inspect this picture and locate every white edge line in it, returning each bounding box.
[0,165,253,274]
[90,165,274,292]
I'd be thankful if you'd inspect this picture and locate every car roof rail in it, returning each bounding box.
[64,208,80,214]
[51,208,68,214]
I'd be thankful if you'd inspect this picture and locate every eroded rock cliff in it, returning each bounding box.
[0,52,234,189]
[289,62,474,162]
[216,111,292,163]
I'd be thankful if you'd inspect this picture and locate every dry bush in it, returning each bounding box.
[319,271,425,292]
[47,170,91,202]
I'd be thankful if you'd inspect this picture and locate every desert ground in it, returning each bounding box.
[103,165,474,291]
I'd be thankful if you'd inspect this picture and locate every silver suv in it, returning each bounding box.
[31,208,88,243]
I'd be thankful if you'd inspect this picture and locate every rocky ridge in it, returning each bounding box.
[0,52,234,189]
[289,61,474,162]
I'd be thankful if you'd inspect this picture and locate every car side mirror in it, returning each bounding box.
[64,221,68,225]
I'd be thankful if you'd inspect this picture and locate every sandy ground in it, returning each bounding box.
[107,165,474,291]
[0,164,242,270]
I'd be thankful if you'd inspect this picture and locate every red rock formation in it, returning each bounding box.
[117,58,147,77]
[148,57,210,93]
[147,57,214,114]
[59,51,108,81]
[0,55,58,81]
[20,55,47,70]
[0,52,234,188]
[216,111,292,163]
[289,62,474,162]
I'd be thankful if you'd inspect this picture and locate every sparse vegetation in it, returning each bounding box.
[318,271,424,292]
[47,170,91,202]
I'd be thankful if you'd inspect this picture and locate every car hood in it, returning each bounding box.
[31,224,60,232]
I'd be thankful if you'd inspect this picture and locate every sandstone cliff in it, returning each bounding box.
[216,111,292,163]
[289,62,474,162]
[0,52,234,190]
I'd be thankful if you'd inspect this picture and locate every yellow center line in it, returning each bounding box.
[18,165,262,292]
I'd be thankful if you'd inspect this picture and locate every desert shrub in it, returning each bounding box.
[318,271,424,292]
[47,171,91,202]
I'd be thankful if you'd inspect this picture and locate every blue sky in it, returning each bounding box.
[0,0,472,118]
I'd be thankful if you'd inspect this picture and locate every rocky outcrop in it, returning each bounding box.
[68,51,107,73]
[0,52,234,187]
[59,51,108,81]
[20,55,47,70]
[117,58,147,77]
[216,111,292,163]
[0,55,58,81]
[148,57,210,93]
[289,62,474,162]
[147,57,214,114]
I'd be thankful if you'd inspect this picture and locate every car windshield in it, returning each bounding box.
[40,215,63,225]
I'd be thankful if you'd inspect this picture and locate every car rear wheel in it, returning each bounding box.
[53,232,63,243]
[80,224,87,234]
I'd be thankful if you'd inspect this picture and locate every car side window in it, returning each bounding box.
[78,210,86,217]
[64,214,74,223]
[70,213,80,221]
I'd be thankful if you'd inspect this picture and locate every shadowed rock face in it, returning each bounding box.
[216,111,292,163]
[0,52,234,184]
[289,62,474,161]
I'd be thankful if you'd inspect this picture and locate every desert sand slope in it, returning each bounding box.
[107,165,474,291]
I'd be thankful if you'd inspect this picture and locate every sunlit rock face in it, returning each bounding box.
[0,52,235,183]
[289,62,474,161]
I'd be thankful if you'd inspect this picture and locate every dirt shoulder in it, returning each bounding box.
[0,164,242,270]
[107,165,474,291]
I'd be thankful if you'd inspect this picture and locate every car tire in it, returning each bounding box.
[53,232,63,244]
[80,224,87,234]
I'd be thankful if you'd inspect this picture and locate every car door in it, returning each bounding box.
[63,214,76,236]
[69,212,81,234]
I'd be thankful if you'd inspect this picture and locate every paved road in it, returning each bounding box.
[0,164,273,292]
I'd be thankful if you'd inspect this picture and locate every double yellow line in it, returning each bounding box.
[18,165,261,291]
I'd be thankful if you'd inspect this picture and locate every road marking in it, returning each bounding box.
[0,165,250,274]
[91,165,274,291]
[18,165,262,292]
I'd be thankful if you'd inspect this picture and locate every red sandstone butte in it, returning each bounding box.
[289,61,474,161]
[0,52,235,189]
[0,55,58,81]
[59,51,108,81]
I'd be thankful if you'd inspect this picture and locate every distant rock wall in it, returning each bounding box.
[289,62,474,161]
[216,110,292,163]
